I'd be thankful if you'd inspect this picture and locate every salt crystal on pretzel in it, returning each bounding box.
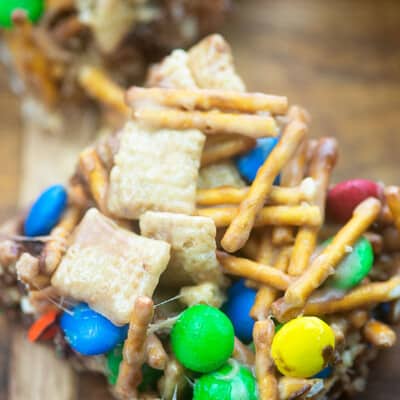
[179,282,226,308]
[217,251,292,290]
[303,275,400,316]
[51,208,170,325]
[274,198,381,321]
[196,177,316,206]
[78,66,131,116]
[288,137,338,276]
[198,204,322,228]
[115,296,154,398]
[127,87,288,115]
[107,121,205,219]
[145,333,168,370]
[197,161,246,190]
[254,319,279,400]
[363,319,397,348]
[187,34,246,91]
[133,108,278,139]
[221,118,307,252]
[201,135,256,166]
[140,211,225,287]
[78,147,110,214]
[41,205,82,275]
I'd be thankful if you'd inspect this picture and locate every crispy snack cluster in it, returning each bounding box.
[1,34,400,400]
[2,0,233,108]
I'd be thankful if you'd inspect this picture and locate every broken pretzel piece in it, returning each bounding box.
[115,296,154,399]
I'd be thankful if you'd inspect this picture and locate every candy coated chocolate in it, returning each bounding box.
[193,362,258,400]
[327,179,381,223]
[24,184,67,236]
[60,303,128,356]
[222,280,256,343]
[271,316,335,378]
[325,236,374,290]
[171,304,234,373]
[0,0,44,28]
[235,137,280,184]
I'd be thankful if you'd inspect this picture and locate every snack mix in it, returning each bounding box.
[1,33,400,400]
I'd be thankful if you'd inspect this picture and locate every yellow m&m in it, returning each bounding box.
[271,316,335,378]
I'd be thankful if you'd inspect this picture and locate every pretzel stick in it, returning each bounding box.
[216,252,292,290]
[348,310,369,329]
[278,377,324,400]
[197,204,321,228]
[363,319,397,347]
[158,358,185,400]
[256,229,275,265]
[303,275,400,315]
[288,137,338,276]
[78,66,130,116]
[254,319,279,400]
[145,333,168,370]
[240,233,260,260]
[385,186,400,233]
[78,147,109,214]
[196,178,316,206]
[127,87,288,114]
[115,296,154,399]
[221,118,307,252]
[41,205,82,275]
[273,108,309,245]
[16,253,50,289]
[233,337,255,365]
[201,135,256,166]
[274,198,381,321]
[134,108,278,138]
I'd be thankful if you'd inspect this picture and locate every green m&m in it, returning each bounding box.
[193,362,258,400]
[171,304,235,373]
[0,0,44,28]
[106,344,161,390]
[324,236,374,290]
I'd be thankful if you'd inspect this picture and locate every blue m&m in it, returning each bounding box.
[24,184,67,237]
[222,280,256,343]
[235,137,280,184]
[60,303,128,356]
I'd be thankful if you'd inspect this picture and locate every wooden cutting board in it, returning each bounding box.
[1,0,400,398]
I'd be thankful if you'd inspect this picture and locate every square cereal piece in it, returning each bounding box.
[146,49,197,89]
[140,211,225,287]
[197,161,245,189]
[187,34,245,91]
[51,208,170,325]
[107,121,205,219]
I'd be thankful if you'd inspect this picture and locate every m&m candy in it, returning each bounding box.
[0,0,44,28]
[193,361,258,400]
[222,280,256,343]
[271,316,335,378]
[106,344,162,390]
[24,184,67,237]
[60,303,128,356]
[325,236,374,290]
[327,179,382,223]
[171,304,234,373]
[235,137,280,183]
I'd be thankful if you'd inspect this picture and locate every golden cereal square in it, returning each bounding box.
[107,122,205,219]
[51,208,170,325]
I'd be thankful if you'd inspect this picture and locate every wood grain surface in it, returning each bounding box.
[1,0,400,398]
